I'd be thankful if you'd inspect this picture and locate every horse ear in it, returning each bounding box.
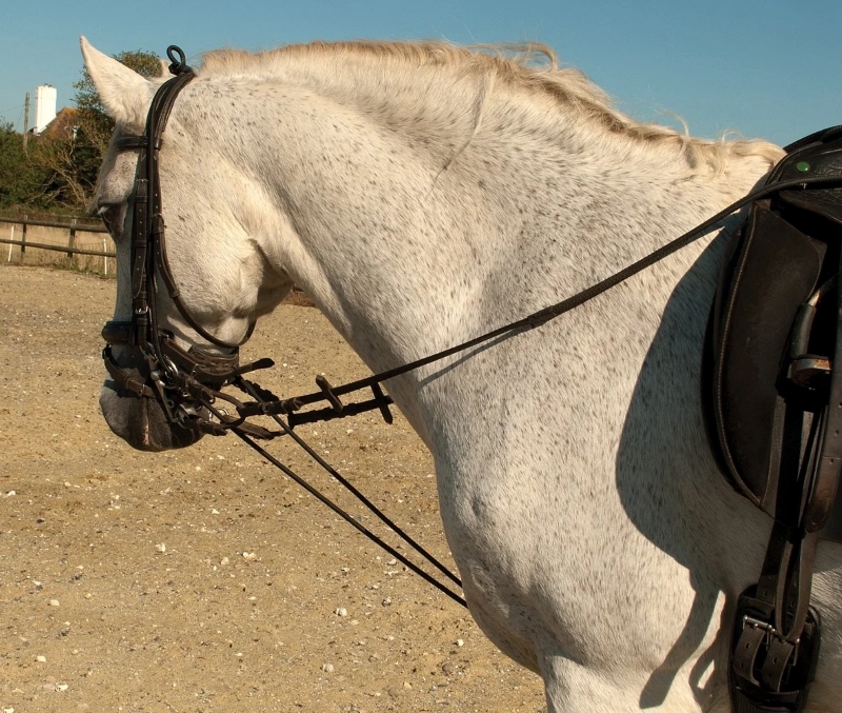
[79,36,155,129]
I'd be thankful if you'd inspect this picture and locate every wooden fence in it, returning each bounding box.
[0,215,115,275]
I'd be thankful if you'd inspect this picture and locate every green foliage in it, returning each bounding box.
[0,123,48,209]
[30,132,103,209]
[0,49,161,215]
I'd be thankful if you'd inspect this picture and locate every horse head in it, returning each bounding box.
[81,38,293,450]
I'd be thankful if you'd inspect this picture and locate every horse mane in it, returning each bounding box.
[199,40,783,174]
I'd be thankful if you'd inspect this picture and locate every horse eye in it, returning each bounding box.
[98,204,126,236]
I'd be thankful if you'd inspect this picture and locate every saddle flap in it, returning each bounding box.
[710,202,824,513]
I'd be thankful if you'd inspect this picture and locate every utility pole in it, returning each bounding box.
[23,92,30,151]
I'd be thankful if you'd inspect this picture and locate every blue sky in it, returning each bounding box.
[1,0,840,146]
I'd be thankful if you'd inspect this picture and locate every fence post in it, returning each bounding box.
[67,217,77,262]
[21,214,27,259]
[6,225,14,262]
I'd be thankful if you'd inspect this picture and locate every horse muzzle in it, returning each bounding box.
[99,320,240,451]
[99,373,205,451]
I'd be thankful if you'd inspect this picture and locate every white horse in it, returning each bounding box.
[81,37,841,712]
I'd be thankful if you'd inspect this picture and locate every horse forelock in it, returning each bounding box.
[196,39,783,176]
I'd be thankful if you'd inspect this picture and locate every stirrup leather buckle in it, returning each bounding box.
[730,589,822,713]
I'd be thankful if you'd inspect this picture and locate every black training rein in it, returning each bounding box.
[99,46,842,609]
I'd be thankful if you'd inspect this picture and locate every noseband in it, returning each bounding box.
[101,47,254,431]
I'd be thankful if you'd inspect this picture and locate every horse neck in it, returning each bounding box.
[192,60,778,401]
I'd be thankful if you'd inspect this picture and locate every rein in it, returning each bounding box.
[100,47,842,610]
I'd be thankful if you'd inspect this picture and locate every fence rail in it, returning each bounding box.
[0,216,108,233]
[1,215,115,271]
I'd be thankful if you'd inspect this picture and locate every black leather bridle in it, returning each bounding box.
[101,47,256,432]
[97,48,466,606]
[99,46,396,441]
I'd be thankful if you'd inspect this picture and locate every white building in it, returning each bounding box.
[34,84,57,135]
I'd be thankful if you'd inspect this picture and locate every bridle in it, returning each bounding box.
[101,47,256,432]
[98,47,467,606]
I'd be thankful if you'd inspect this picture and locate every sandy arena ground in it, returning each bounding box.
[0,264,545,713]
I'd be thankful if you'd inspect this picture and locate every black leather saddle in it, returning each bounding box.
[707,125,842,541]
[706,125,842,712]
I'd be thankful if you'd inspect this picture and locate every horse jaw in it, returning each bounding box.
[99,383,204,452]
[79,36,156,130]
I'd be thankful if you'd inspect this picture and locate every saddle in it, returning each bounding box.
[706,125,842,713]
[708,125,842,539]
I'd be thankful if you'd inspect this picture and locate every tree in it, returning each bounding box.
[0,122,30,207]
[30,132,102,208]
[0,49,162,214]
[73,49,162,155]
[0,122,49,209]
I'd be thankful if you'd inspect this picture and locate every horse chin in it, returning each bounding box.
[99,382,205,452]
